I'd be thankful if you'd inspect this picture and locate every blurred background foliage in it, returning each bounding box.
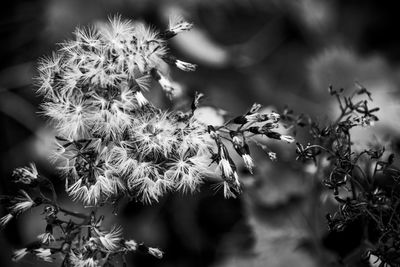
[1,0,400,266]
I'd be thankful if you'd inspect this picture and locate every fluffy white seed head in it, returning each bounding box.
[11,190,35,214]
[34,15,292,207]
[98,225,123,251]
[12,163,38,184]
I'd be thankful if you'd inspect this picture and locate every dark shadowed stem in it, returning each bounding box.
[58,207,89,219]
[41,176,58,204]
[388,199,400,225]
[347,135,358,200]
[303,144,335,157]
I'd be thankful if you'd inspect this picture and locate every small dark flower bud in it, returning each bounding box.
[233,115,247,124]
[266,131,281,140]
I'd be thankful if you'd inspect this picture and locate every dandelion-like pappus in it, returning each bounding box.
[4,200,164,265]
[1,15,294,266]
[34,16,293,204]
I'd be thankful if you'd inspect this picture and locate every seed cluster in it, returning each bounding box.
[1,15,295,266]
[35,16,293,205]
[36,16,214,205]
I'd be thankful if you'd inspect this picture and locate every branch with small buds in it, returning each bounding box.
[289,84,400,266]
[204,102,295,197]
[1,175,163,265]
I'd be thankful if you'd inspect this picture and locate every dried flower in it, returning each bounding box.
[34,248,53,262]
[37,232,55,244]
[1,14,295,267]
[97,225,122,251]
[12,248,28,262]
[280,134,295,143]
[12,163,38,184]
[11,190,35,214]
[124,240,138,251]
[148,247,164,259]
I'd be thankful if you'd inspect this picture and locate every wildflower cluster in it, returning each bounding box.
[1,174,163,265]
[35,16,208,205]
[1,15,294,266]
[34,15,292,205]
[292,85,400,266]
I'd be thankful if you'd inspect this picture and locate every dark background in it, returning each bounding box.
[1,1,400,266]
